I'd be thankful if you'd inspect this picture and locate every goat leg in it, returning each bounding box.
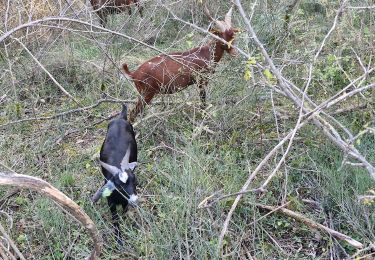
[198,84,207,109]
[108,201,124,247]
[97,11,107,27]
[129,92,155,123]
[137,3,144,17]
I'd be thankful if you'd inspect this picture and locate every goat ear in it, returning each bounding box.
[99,160,120,176]
[119,172,129,183]
[120,147,131,171]
[128,162,137,171]
[224,6,233,27]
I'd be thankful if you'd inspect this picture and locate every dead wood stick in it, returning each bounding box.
[331,103,368,115]
[0,94,6,104]
[0,222,25,260]
[257,204,364,249]
[0,188,20,204]
[0,172,102,259]
[0,241,11,260]
[0,241,16,260]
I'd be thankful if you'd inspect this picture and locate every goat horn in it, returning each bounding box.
[99,160,120,176]
[120,147,131,171]
[204,5,225,32]
[224,6,233,27]
[204,4,215,22]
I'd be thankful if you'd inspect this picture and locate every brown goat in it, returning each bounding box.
[90,0,143,27]
[122,6,238,122]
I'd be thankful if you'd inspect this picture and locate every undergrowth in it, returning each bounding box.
[0,0,374,259]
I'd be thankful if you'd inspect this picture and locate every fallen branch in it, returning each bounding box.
[198,188,259,209]
[347,5,375,10]
[358,195,375,202]
[257,204,364,249]
[0,188,20,204]
[0,222,26,260]
[351,244,375,259]
[331,103,368,115]
[0,172,102,259]
[0,241,14,260]
[0,96,200,129]
[0,94,6,104]
[0,98,134,128]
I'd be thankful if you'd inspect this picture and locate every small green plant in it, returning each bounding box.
[15,196,28,206]
[60,172,75,187]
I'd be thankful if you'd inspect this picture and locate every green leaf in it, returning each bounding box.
[244,69,252,81]
[246,57,256,65]
[263,69,277,84]
[102,187,113,197]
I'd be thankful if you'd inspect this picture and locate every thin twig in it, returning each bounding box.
[0,241,10,260]
[0,94,6,104]
[257,204,364,249]
[0,188,20,204]
[331,103,367,115]
[197,188,259,209]
[0,98,132,128]
[0,240,16,260]
[347,5,375,10]
[13,38,81,106]
[0,222,26,260]
[218,0,375,253]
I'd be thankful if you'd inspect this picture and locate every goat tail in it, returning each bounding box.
[120,104,128,121]
[122,63,133,77]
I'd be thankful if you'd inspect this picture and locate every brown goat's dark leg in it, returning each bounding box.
[129,92,155,123]
[137,4,144,17]
[129,97,143,123]
[97,11,107,27]
[198,85,207,109]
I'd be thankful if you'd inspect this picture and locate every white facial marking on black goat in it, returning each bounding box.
[100,147,137,184]
[119,172,129,183]
[128,194,138,204]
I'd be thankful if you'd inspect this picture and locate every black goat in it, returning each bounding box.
[92,104,138,246]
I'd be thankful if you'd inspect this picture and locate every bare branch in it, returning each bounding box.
[347,5,375,10]
[0,222,26,260]
[0,98,134,128]
[13,38,81,106]
[0,172,102,259]
[218,0,375,253]
[257,204,364,249]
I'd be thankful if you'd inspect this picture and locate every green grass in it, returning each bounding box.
[0,0,374,258]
